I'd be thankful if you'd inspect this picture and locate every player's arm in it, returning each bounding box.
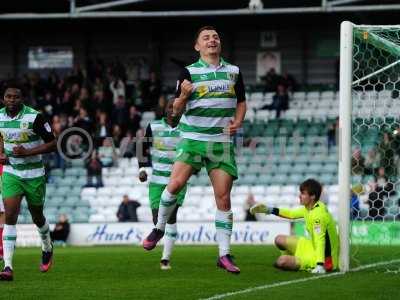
[138,124,153,182]
[250,203,306,219]
[226,71,247,135]
[172,68,193,117]
[12,114,56,157]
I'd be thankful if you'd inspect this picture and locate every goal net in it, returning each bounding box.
[339,22,400,272]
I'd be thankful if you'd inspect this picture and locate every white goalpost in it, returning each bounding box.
[339,20,353,272]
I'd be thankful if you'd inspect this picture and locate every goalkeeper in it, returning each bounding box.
[250,179,339,274]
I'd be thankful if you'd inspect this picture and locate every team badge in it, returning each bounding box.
[228,73,237,81]
[20,121,29,129]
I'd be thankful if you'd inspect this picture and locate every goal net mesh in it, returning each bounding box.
[351,25,400,268]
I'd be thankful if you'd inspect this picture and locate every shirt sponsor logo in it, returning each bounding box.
[4,131,29,143]
[208,83,231,93]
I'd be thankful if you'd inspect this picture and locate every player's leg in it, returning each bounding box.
[0,195,22,281]
[275,236,315,272]
[0,172,24,281]
[160,205,179,270]
[24,176,53,272]
[156,162,193,231]
[274,235,301,270]
[274,255,300,271]
[143,162,194,250]
[207,142,240,274]
[28,204,53,272]
[209,169,240,274]
[161,184,186,266]
[149,182,164,226]
[274,235,298,255]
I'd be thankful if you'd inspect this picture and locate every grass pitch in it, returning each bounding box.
[1,245,399,300]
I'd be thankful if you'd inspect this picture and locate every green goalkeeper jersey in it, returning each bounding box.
[278,201,339,264]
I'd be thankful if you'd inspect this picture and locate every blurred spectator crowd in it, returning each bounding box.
[0,58,172,181]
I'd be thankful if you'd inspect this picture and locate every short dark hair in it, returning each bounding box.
[2,79,24,97]
[300,179,322,201]
[194,25,218,44]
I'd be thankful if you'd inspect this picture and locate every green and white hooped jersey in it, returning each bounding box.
[179,58,243,143]
[150,119,181,185]
[0,105,47,179]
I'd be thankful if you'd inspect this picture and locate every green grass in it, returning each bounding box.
[1,245,400,300]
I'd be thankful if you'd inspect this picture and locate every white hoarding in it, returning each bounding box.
[16,222,290,247]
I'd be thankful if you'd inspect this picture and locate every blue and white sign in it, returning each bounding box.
[16,222,290,247]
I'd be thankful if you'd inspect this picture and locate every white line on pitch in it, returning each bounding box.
[200,259,400,300]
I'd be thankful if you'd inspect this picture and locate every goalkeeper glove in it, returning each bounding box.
[311,264,326,274]
[250,203,272,215]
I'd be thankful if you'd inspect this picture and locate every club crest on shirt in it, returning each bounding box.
[227,73,237,81]
[20,121,29,130]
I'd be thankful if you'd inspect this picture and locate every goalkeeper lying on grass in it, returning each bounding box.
[250,179,339,274]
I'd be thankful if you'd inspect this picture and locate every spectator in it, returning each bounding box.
[85,150,104,187]
[98,138,116,167]
[261,84,289,118]
[366,167,395,220]
[155,95,167,120]
[50,214,70,246]
[367,179,385,220]
[127,105,141,135]
[112,95,129,131]
[119,130,135,158]
[376,166,390,188]
[364,148,379,175]
[38,91,55,119]
[112,124,123,148]
[50,119,66,170]
[74,108,93,134]
[244,193,257,221]
[117,195,141,222]
[378,132,398,178]
[350,184,362,220]
[261,68,281,93]
[280,72,298,93]
[351,148,365,175]
[109,77,125,104]
[327,118,338,153]
[94,112,112,147]
[93,77,104,94]
[93,90,111,113]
